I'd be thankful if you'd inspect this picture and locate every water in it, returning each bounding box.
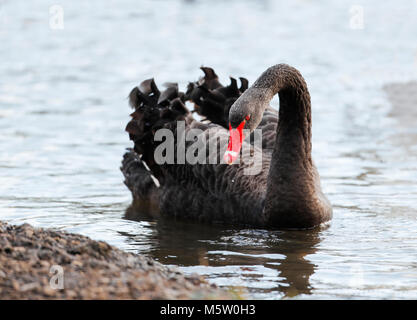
[1,0,417,299]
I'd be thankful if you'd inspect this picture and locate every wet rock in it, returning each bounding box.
[0,220,235,300]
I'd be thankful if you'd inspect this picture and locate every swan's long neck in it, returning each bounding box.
[253,65,319,228]
[253,65,312,164]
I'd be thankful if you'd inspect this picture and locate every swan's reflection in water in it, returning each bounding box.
[124,204,323,298]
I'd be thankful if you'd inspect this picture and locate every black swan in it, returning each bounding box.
[121,64,332,229]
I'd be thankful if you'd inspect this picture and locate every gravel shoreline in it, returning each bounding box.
[0,221,235,299]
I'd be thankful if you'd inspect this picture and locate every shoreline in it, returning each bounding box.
[0,221,236,299]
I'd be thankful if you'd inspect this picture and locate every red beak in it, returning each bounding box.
[224,120,246,165]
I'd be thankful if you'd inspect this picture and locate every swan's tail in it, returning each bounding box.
[124,78,190,179]
[121,149,158,199]
[185,67,249,128]
[121,149,161,216]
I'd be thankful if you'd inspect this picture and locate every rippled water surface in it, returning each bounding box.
[1,0,417,299]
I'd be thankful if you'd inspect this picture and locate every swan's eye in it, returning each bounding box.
[245,115,251,121]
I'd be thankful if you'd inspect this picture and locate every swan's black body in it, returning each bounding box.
[121,64,332,229]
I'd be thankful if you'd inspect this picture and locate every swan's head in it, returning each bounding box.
[224,88,269,165]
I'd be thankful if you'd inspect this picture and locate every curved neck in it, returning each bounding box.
[254,65,318,228]
[252,64,312,161]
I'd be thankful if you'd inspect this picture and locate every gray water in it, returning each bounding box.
[1,0,417,299]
